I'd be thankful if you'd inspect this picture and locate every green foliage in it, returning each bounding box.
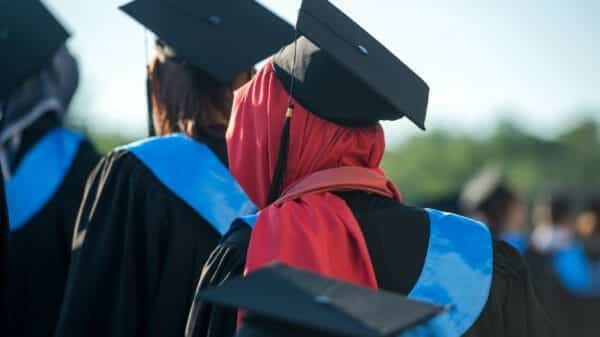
[89,132,139,154]
[81,116,600,203]
[383,119,600,202]
[66,117,141,154]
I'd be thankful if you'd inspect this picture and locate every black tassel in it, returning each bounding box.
[267,104,294,204]
[146,67,156,137]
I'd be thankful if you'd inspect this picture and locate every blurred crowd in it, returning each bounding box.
[427,167,600,337]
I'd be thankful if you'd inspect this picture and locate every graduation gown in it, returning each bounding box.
[5,118,99,337]
[531,236,600,337]
[187,191,552,337]
[0,167,8,330]
[4,119,100,337]
[55,133,254,337]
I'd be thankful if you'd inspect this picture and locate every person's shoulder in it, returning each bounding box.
[75,134,100,156]
[100,146,143,173]
[423,208,490,235]
[492,239,530,280]
[221,221,253,249]
[88,143,159,191]
[338,191,430,226]
[66,135,101,177]
[424,209,525,278]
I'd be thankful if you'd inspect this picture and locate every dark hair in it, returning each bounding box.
[149,54,233,139]
[549,194,574,224]
[478,186,518,232]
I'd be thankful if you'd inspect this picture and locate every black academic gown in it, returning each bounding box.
[55,134,244,337]
[187,191,553,337]
[5,116,100,337]
[186,220,251,337]
[0,167,8,330]
[531,236,600,337]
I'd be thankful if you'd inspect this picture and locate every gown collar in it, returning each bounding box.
[6,127,82,231]
[123,133,255,235]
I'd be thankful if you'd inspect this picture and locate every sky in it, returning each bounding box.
[44,0,600,144]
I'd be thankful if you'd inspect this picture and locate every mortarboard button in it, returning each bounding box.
[356,45,369,56]
[207,15,221,25]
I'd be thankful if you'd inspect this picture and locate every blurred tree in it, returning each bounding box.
[383,114,600,203]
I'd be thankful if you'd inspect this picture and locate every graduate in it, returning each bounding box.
[54,2,294,337]
[187,1,552,337]
[530,196,600,337]
[526,194,575,282]
[529,194,576,255]
[1,2,100,336]
[460,168,529,253]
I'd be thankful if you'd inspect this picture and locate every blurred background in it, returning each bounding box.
[44,0,600,205]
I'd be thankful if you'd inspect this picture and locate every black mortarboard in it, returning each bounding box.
[201,263,443,337]
[0,0,70,99]
[266,0,429,202]
[119,0,295,83]
[273,0,429,129]
[460,168,516,214]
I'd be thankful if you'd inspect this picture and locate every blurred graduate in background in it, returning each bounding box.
[531,194,576,253]
[526,193,576,282]
[0,2,100,336]
[187,1,551,337]
[574,196,600,251]
[55,1,294,337]
[460,168,529,254]
[529,195,600,337]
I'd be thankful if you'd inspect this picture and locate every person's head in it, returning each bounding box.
[0,46,79,176]
[0,0,71,106]
[549,193,575,228]
[227,63,387,209]
[119,0,295,139]
[576,197,600,238]
[478,187,525,233]
[460,169,525,234]
[148,48,253,139]
[2,46,79,123]
[227,1,430,208]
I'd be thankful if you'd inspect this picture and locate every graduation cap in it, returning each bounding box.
[119,0,295,136]
[119,0,295,83]
[273,0,429,129]
[200,263,444,337]
[459,167,516,214]
[267,0,429,203]
[0,0,70,99]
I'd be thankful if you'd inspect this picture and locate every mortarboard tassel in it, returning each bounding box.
[267,26,299,205]
[267,104,294,204]
[146,66,156,137]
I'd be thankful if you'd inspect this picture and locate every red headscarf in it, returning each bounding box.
[227,62,401,287]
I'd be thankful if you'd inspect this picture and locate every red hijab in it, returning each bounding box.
[227,62,401,287]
